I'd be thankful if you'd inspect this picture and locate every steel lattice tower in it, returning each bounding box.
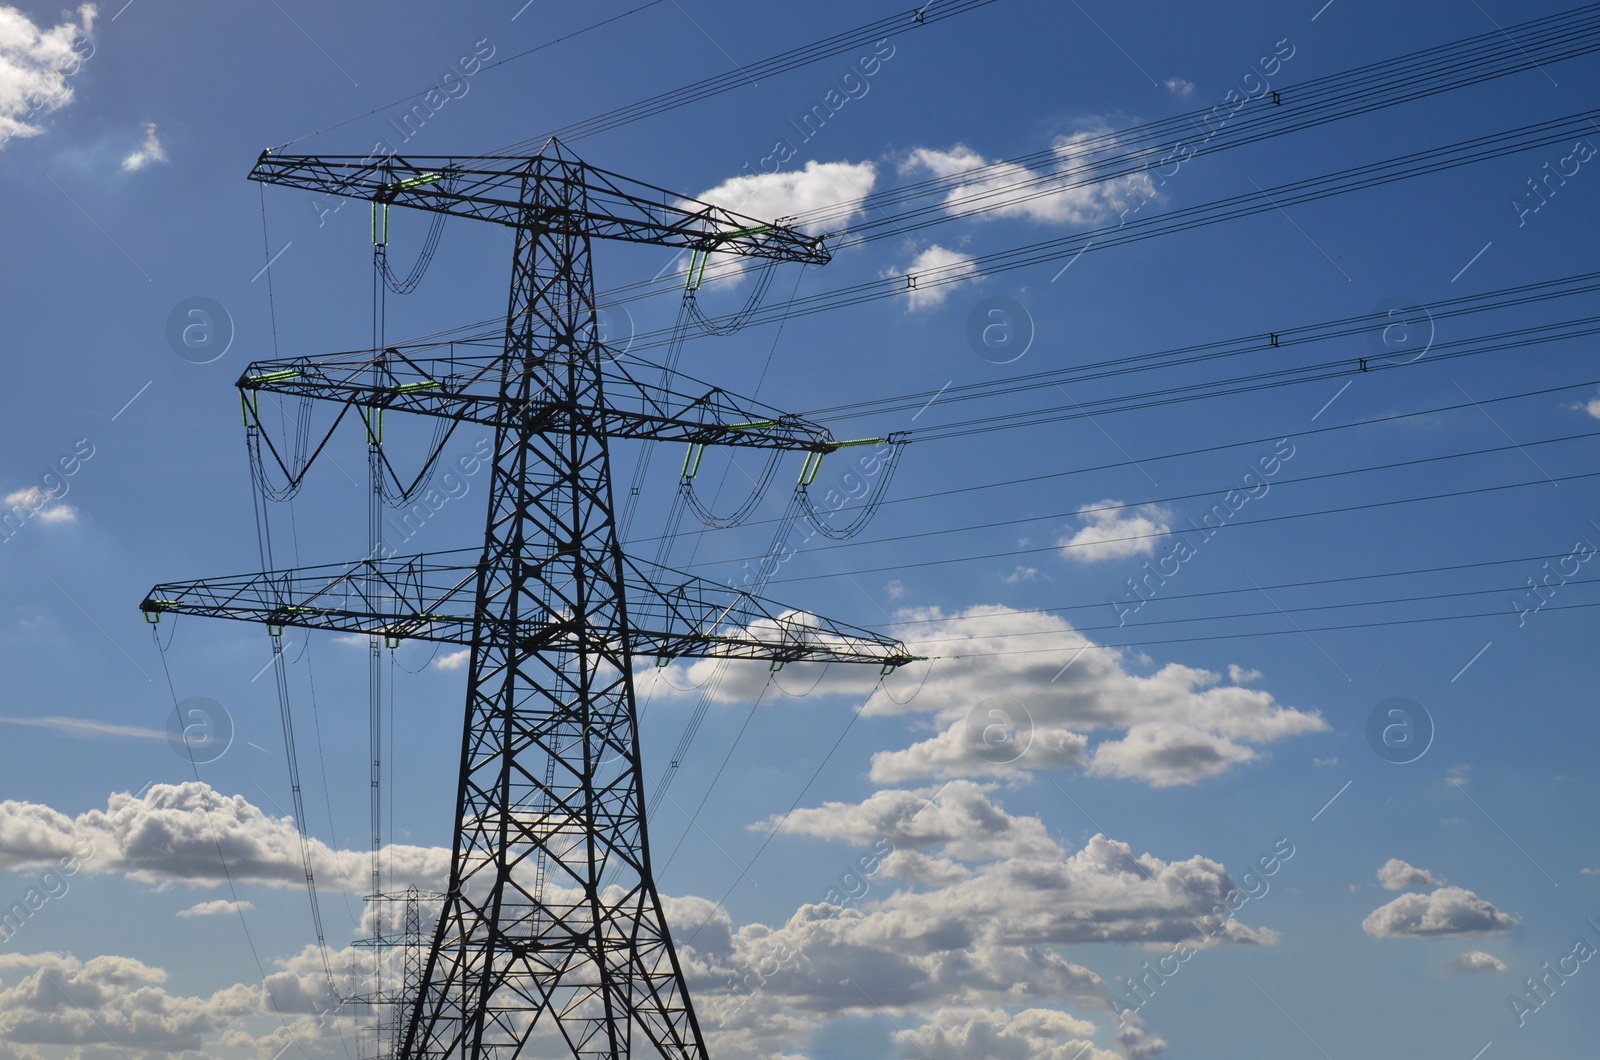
[143,143,914,1059]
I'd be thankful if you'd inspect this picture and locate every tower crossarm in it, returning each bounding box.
[140,550,484,645]
[239,345,844,451]
[141,551,919,668]
[250,150,831,264]
[625,557,918,668]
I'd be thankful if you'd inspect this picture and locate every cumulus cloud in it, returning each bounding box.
[0,781,1233,1059]
[1377,858,1445,891]
[1062,499,1177,560]
[765,781,1061,864]
[682,160,877,290]
[1362,886,1518,938]
[1086,722,1259,786]
[1445,950,1508,975]
[691,159,876,238]
[120,120,165,171]
[900,132,1160,228]
[1579,390,1600,420]
[3,488,74,526]
[884,242,979,310]
[757,785,1275,950]
[176,899,252,918]
[0,782,448,890]
[679,789,1273,1057]
[655,605,1324,787]
[435,648,470,670]
[896,1006,1120,1060]
[872,607,1323,786]
[1060,502,1171,562]
[1163,78,1196,98]
[0,4,95,149]
[0,951,258,1054]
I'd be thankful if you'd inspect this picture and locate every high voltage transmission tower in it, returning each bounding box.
[141,141,916,1059]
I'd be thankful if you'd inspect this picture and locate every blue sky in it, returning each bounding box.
[1,0,1599,1057]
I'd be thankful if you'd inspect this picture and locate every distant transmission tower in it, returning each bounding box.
[143,142,914,1059]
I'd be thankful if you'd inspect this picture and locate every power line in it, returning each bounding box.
[494,0,1008,150]
[637,425,1600,554]
[916,598,1600,658]
[738,466,1600,586]
[275,1,674,149]
[612,106,1600,349]
[877,548,1600,629]
[574,3,1600,307]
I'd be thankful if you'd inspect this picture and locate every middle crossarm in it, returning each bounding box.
[238,344,845,452]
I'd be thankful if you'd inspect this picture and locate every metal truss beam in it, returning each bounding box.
[142,551,916,669]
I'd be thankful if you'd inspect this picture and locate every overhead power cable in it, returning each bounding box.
[919,598,1600,657]
[806,270,1600,425]
[493,0,1008,151]
[738,466,1600,586]
[580,3,1600,311]
[615,106,1600,350]
[877,548,1600,630]
[637,425,1600,553]
[799,3,1600,235]
[903,578,1600,645]
[273,1,675,149]
[263,6,1600,355]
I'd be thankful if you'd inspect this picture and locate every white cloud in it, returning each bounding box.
[1227,665,1261,684]
[900,133,1160,228]
[884,243,979,311]
[0,951,258,1054]
[1117,1012,1169,1060]
[435,648,470,670]
[1579,390,1600,419]
[870,607,1323,787]
[1445,950,1508,976]
[1087,722,1258,786]
[1163,78,1196,98]
[760,785,1276,948]
[0,782,449,890]
[683,857,1257,1057]
[1362,886,1518,938]
[683,160,877,290]
[672,783,1283,1058]
[176,899,252,918]
[1313,756,1338,766]
[0,4,96,149]
[1060,502,1170,562]
[1377,858,1445,891]
[692,159,876,237]
[655,605,1325,788]
[120,120,165,171]
[1003,565,1040,584]
[886,579,906,601]
[1581,866,1600,876]
[764,781,1061,864]
[870,712,1089,782]
[896,1006,1119,1060]
[3,488,74,526]
[0,781,1246,1058]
